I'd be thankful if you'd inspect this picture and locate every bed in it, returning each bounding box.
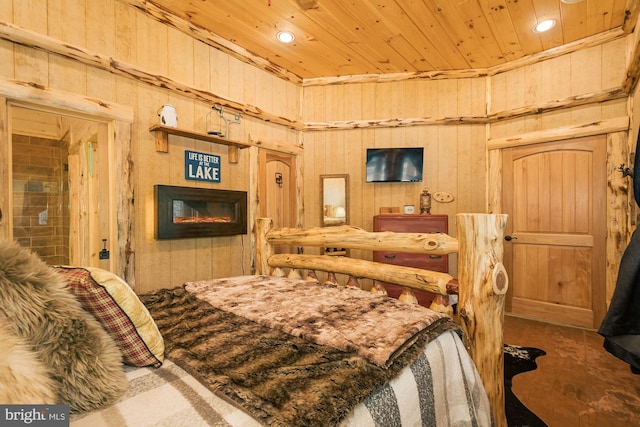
[0,213,508,427]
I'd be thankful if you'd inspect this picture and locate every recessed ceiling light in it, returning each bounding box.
[533,19,556,33]
[561,0,584,3]
[276,31,295,43]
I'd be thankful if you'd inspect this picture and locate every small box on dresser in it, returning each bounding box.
[373,214,448,307]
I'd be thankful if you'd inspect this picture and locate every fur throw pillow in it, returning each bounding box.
[0,314,57,404]
[0,240,128,412]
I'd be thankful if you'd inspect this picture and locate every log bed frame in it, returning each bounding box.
[256,213,509,427]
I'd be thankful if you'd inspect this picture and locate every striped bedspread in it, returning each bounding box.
[70,330,491,426]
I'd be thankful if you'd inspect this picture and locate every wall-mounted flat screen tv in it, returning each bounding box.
[366,147,424,182]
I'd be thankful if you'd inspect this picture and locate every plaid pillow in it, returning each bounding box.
[54,266,164,368]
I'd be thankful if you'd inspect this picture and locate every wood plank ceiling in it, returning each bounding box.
[144,0,631,82]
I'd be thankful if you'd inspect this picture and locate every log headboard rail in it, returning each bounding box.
[255,213,509,427]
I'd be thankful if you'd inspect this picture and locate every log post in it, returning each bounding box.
[255,218,274,275]
[456,213,509,427]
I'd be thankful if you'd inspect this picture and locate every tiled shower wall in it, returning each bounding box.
[12,134,69,264]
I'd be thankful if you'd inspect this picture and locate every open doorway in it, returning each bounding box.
[0,87,134,285]
[8,105,114,270]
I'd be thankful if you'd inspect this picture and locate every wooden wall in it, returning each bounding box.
[302,78,487,271]
[0,0,301,293]
[301,37,630,285]
[489,40,627,138]
[0,0,636,297]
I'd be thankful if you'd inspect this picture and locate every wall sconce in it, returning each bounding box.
[275,172,283,188]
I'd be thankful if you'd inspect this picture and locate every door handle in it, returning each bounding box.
[504,235,518,242]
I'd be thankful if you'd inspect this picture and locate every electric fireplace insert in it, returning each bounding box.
[155,185,247,239]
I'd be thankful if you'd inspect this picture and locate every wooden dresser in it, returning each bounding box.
[373,214,448,307]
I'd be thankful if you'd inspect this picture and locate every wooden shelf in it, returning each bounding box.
[149,124,250,163]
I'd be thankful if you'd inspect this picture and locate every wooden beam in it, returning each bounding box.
[304,115,487,131]
[622,0,640,93]
[302,68,489,87]
[0,20,304,131]
[112,120,136,286]
[456,213,509,427]
[116,0,303,85]
[267,254,454,296]
[264,224,459,254]
[0,78,133,122]
[606,131,631,308]
[255,218,275,276]
[0,20,630,135]
[487,116,630,150]
[302,28,625,87]
[487,88,628,123]
[248,134,305,156]
[623,0,640,33]
[489,28,626,77]
[0,97,9,240]
[304,90,627,132]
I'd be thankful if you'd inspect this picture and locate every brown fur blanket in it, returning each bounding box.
[139,285,459,427]
[185,275,449,367]
[0,240,127,412]
[0,313,57,404]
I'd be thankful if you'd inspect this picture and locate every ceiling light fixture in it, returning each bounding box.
[561,0,584,4]
[533,19,556,33]
[276,31,295,43]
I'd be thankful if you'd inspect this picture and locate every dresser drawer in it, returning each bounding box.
[373,214,449,307]
[373,251,447,272]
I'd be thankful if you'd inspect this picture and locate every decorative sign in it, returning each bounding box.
[185,150,220,183]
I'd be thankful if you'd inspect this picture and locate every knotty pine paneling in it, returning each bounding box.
[490,38,628,140]
[302,77,488,275]
[3,0,301,293]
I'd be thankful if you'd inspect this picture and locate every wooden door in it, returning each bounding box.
[502,136,606,328]
[259,150,296,253]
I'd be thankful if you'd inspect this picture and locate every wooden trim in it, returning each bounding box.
[456,213,509,427]
[486,88,627,123]
[113,120,135,286]
[302,68,490,87]
[0,97,9,240]
[116,0,302,85]
[263,224,459,254]
[304,115,487,131]
[249,146,260,275]
[623,32,640,93]
[0,82,135,286]
[487,117,630,150]
[0,78,133,122]
[304,89,628,132]
[489,28,627,77]
[511,298,593,329]
[606,131,631,307]
[302,28,626,87]
[268,253,454,295]
[623,0,640,34]
[248,134,305,155]
[0,20,632,134]
[0,20,303,131]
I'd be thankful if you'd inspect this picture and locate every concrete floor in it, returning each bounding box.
[503,315,640,427]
